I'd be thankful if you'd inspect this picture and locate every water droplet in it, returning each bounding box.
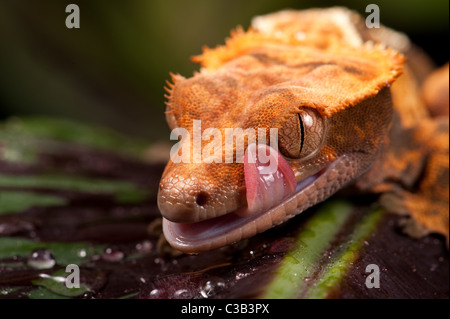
[102,248,124,262]
[27,249,56,269]
[199,280,215,298]
[82,292,92,298]
[136,240,153,253]
[174,289,188,298]
[78,249,87,258]
[235,272,249,280]
[38,273,66,283]
[430,264,438,272]
[150,289,159,296]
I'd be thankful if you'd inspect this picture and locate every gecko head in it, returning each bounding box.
[157,24,404,253]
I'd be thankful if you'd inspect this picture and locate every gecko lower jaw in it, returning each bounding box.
[162,168,325,253]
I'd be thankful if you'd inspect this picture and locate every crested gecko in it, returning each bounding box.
[158,7,449,253]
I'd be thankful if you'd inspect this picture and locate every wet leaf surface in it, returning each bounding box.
[0,117,448,299]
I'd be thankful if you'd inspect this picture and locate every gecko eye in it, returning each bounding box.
[278,108,324,159]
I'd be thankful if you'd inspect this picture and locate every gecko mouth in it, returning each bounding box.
[162,171,322,252]
[162,144,355,253]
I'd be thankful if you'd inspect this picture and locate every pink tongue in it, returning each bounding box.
[243,143,297,216]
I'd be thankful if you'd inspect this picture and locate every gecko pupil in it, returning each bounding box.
[298,113,305,154]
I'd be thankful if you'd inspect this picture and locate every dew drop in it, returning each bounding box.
[235,272,249,280]
[102,248,124,262]
[199,280,215,298]
[78,249,87,258]
[149,289,159,296]
[27,249,56,270]
[82,292,92,298]
[135,240,153,253]
[174,289,188,298]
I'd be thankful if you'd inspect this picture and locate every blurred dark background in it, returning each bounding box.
[0,0,448,142]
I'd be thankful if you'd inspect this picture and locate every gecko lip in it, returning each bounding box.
[162,164,330,253]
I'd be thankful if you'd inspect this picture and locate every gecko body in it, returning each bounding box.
[158,8,449,253]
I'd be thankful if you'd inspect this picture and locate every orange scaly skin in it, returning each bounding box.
[158,8,449,253]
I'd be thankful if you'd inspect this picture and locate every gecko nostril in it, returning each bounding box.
[195,191,210,206]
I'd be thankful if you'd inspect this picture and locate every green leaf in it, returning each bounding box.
[28,286,71,299]
[0,117,148,165]
[306,208,383,299]
[263,201,383,299]
[0,191,66,215]
[32,269,90,298]
[118,292,139,299]
[0,174,151,206]
[1,286,23,296]
[0,237,106,266]
[263,200,353,298]
[0,174,141,194]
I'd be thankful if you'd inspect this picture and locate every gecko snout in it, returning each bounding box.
[157,164,243,223]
